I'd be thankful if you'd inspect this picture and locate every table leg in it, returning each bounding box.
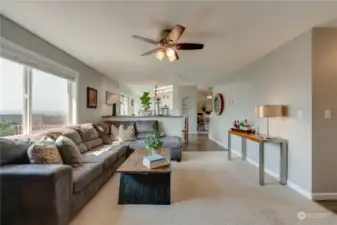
[280,141,288,185]
[242,138,247,161]
[259,141,265,185]
[228,133,232,160]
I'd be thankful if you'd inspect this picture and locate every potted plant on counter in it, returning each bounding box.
[145,131,164,155]
[140,92,152,116]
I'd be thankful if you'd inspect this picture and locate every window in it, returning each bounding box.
[0,58,25,136]
[32,69,69,130]
[120,95,129,116]
[0,56,76,137]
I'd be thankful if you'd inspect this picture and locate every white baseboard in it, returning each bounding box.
[208,135,225,148]
[311,193,337,200]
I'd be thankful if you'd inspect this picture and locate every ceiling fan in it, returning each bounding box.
[132,24,204,62]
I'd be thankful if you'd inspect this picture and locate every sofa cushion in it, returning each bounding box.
[75,123,99,141]
[27,139,63,164]
[82,145,121,169]
[110,124,119,141]
[72,163,103,193]
[160,136,182,150]
[100,135,113,144]
[31,127,82,144]
[83,137,103,150]
[77,143,88,154]
[93,123,110,136]
[0,138,31,165]
[55,136,83,167]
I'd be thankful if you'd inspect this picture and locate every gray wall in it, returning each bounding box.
[210,31,313,193]
[0,15,119,123]
[312,28,337,193]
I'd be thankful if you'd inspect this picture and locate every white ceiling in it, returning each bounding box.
[1,1,337,85]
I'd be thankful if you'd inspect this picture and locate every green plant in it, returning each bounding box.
[0,121,15,137]
[145,131,164,151]
[140,92,152,111]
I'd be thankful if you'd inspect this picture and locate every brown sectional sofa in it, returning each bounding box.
[0,120,183,225]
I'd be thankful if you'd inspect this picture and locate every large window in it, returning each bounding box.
[120,95,129,116]
[0,58,25,136]
[0,56,75,137]
[32,69,69,130]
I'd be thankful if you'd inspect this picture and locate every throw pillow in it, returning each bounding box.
[118,124,136,142]
[0,138,32,166]
[100,135,113,144]
[27,139,63,164]
[55,135,83,167]
[110,124,119,141]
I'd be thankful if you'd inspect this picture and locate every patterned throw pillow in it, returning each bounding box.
[55,135,83,167]
[118,124,136,142]
[27,138,63,164]
[110,124,119,141]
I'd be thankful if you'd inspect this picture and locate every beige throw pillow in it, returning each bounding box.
[110,124,119,141]
[118,124,136,142]
[27,137,63,164]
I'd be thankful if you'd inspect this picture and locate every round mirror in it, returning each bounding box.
[213,93,224,115]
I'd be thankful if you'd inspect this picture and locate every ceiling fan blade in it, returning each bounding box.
[167,24,185,43]
[141,48,164,56]
[176,43,204,50]
[132,35,158,44]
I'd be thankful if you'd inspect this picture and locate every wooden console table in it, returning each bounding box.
[227,130,288,186]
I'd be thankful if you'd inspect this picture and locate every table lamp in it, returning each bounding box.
[255,105,287,137]
[106,94,120,116]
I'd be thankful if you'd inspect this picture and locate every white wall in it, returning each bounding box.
[0,15,131,123]
[210,31,313,194]
[178,85,198,134]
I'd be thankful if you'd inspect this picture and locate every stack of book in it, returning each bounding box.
[143,154,170,169]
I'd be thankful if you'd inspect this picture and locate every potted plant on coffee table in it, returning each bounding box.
[145,131,164,155]
[140,92,152,116]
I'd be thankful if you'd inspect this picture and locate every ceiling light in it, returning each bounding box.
[156,50,165,61]
[166,48,175,57]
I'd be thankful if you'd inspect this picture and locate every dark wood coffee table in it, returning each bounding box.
[116,148,171,205]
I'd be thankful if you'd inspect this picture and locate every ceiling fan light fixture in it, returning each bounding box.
[168,52,178,62]
[166,48,175,57]
[156,50,165,61]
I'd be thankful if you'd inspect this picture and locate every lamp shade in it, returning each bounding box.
[106,94,120,105]
[255,105,286,118]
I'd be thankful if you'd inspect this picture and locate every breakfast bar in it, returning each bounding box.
[227,130,288,186]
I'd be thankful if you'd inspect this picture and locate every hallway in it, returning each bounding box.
[184,134,225,151]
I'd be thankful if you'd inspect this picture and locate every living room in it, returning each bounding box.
[1,1,337,225]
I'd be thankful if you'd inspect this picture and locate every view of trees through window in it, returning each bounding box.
[0,57,71,137]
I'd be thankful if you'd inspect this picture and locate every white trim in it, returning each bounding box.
[0,38,78,81]
[311,193,337,200]
[209,134,225,147]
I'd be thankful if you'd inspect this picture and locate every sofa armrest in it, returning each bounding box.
[0,164,73,225]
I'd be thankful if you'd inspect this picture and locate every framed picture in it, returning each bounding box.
[87,87,98,108]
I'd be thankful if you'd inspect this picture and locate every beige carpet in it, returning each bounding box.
[70,152,337,225]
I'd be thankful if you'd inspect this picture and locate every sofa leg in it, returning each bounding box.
[176,158,181,162]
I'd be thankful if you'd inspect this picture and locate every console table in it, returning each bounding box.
[227,130,288,186]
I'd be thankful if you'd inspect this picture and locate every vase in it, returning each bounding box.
[151,147,162,155]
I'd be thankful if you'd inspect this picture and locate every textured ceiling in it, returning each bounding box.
[1,1,337,85]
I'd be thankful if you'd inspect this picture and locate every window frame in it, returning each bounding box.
[0,38,79,135]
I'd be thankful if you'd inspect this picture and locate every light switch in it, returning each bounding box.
[297,110,303,119]
[324,110,332,119]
